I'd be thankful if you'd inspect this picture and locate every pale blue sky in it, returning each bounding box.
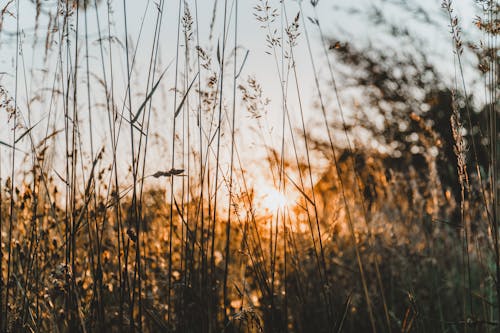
[0,0,481,192]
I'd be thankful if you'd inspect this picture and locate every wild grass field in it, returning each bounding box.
[0,0,498,332]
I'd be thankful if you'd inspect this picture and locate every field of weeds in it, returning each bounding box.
[0,0,498,332]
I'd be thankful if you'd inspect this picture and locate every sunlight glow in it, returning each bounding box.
[260,187,288,213]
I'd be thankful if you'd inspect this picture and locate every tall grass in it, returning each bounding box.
[0,0,498,332]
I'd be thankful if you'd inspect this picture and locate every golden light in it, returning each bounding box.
[260,187,288,213]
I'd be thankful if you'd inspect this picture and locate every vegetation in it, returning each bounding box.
[0,0,498,332]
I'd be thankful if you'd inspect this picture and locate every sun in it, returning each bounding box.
[260,187,288,213]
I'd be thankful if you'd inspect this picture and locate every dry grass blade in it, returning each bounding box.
[132,62,173,124]
[336,292,352,333]
[174,71,199,118]
[14,118,43,144]
[235,49,249,79]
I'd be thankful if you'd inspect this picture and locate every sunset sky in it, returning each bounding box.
[0,0,480,186]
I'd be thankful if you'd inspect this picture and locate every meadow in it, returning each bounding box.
[0,0,498,332]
